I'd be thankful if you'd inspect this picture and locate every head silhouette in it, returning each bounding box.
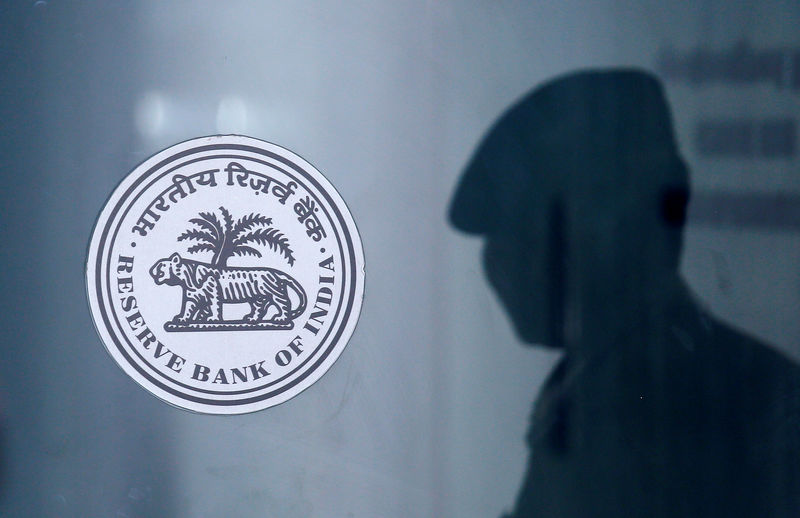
[449,69,689,348]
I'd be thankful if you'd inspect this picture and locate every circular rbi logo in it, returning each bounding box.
[86,136,365,414]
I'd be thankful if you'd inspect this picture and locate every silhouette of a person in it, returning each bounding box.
[449,69,800,517]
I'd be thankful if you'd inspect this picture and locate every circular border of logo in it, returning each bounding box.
[86,135,365,414]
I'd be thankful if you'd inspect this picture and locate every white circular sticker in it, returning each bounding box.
[86,136,365,414]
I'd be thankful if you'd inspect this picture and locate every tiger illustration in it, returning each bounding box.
[149,253,307,327]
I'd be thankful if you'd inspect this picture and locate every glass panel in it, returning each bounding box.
[1,2,797,516]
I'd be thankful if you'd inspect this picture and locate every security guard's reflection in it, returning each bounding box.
[449,69,800,518]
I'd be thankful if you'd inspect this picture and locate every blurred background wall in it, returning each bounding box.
[0,1,798,517]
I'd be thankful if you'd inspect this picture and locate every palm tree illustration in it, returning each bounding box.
[177,207,295,267]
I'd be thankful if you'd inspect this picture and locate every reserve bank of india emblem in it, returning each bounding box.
[86,136,365,414]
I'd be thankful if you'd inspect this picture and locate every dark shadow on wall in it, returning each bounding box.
[449,69,800,518]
